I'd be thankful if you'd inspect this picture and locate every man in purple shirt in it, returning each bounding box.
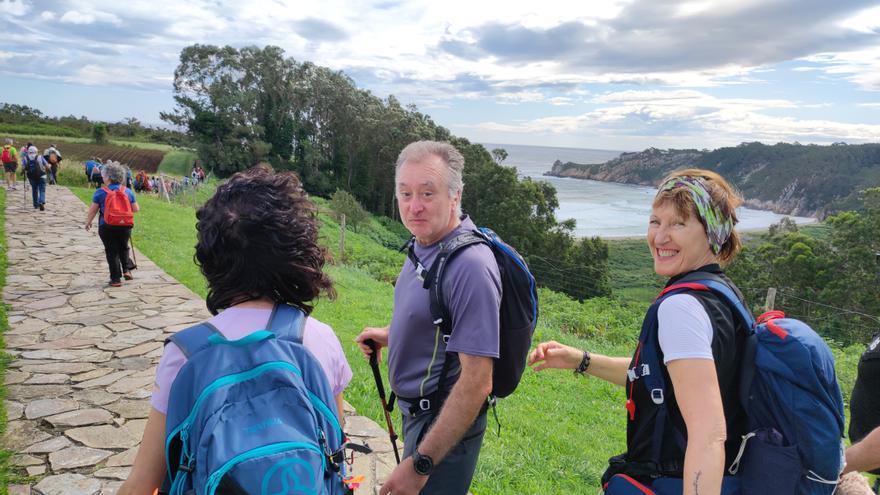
[357,141,501,495]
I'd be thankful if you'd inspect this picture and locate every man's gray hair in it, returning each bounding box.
[4,138,12,145]
[395,141,465,215]
[102,161,126,184]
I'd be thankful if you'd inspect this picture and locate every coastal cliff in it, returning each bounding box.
[546,142,880,218]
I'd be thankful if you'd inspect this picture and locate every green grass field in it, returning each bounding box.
[63,186,863,493]
[158,150,200,176]
[1,132,181,151]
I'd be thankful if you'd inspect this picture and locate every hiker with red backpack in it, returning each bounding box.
[529,169,845,495]
[118,165,354,495]
[2,138,19,190]
[356,141,538,495]
[84,161,139,287]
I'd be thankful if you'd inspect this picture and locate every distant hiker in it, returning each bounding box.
[118,165,352,495]
[529,169,844,494]
[42,144,62,185]
[356,141,501,495]
[85,158,103,188]
[22,145,48,210]
[2,138,19,190]
[84,161,139,287]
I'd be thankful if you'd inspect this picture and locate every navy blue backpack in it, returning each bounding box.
[163,304,350,495]
[405,226,538,400]
[613,277,845,495]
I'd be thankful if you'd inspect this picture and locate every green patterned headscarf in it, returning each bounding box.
[658,176,735,254]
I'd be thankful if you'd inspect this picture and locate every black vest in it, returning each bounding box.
[849,333,880,475]
[625,265,749,474]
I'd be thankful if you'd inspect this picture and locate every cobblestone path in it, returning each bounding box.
[3,185,397,494]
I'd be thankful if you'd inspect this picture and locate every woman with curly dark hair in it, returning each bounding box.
[120,165,352,495]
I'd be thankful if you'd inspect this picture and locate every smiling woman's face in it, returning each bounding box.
[647,202,716,277]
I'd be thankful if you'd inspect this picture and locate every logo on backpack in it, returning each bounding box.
[406,227,538,400]
[163,305,351,495]
[0,146,13,164]
[101,186,134,227]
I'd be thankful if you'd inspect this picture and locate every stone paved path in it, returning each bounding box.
[3,185,398,494]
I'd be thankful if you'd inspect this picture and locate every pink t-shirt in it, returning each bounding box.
[150,307,352,414]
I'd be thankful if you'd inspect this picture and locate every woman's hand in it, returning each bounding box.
[528,341,584,371]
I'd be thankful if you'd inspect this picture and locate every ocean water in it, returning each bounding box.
[481,143,816,238]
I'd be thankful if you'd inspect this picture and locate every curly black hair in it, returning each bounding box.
[195,164,335,315]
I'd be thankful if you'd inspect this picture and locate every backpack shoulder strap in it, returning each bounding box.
[266,303,306,344]
[165,322,221,358]
[658,276,758,429]
[662,273,755,328]
[420,230,489,331]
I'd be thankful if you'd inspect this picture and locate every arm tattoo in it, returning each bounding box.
[693,471,702,495]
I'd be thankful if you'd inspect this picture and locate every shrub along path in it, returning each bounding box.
[2,185,397,494]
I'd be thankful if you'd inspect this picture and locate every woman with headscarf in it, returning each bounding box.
[529,169,748,495]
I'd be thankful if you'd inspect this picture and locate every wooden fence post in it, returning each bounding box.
[764,287,777,312]
[159,173,170,202]
[339,214,346,262]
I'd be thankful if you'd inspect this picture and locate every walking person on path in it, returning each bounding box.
[2,138,19,190]
[84,161,139,287]
[529,169,749,494]
[42,143,62,185]
[118,164,352,494]
[356,141,500,495]
[22,145,49,210]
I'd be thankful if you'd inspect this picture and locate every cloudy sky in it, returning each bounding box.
[2,0,879,151]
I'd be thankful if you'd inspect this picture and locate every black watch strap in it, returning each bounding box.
[574,351,591,375]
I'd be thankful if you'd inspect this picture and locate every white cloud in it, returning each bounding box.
[59,10,122,26]
[803,48,880,91]
[6,0,32,17]
[40,11,55,21]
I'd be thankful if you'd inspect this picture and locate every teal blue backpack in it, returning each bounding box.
[162,304,351,495]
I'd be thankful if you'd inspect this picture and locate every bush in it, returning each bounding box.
[329,189,369,232]
[92,123,108,145]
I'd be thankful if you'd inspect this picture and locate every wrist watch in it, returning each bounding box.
[412,450,434,476]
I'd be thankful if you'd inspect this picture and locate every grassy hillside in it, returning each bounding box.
[64,186,863,493]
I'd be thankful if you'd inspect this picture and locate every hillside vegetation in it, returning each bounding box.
[62,182,864,494]
[548,142,880,218]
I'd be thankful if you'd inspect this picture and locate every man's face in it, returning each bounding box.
[396,155,460,245]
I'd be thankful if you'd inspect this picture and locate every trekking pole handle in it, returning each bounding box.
[365,339,386,397]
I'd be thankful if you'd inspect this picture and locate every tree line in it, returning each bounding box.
[0,103,188,147]
[727,188,880,346]
[162,44,611,300]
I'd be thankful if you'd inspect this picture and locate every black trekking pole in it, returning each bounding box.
[365,339,401,464]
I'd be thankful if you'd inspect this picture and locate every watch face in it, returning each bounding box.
[414,455,432,475]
